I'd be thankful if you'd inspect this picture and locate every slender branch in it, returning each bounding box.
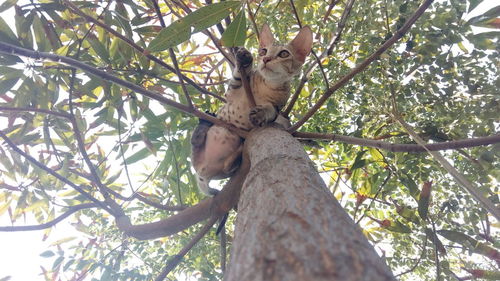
[0,41,248,138]
[150,0,193,108]
[355,171,391,224]
[321,0,340,28]
[115,140,251,240]
[61,0,224,102]
[293,131,500,152]
[0,203,98,231]
[283,0,351,117]
[393,115,500,221]
[154,216,218,281]
[395,232,428,277]
[327,0,356,55]
[288,0,435,132]
[220,224,227,273]
[0,130,110,212]
[289,0,329,86]
[168,0,234,66]
[0,106,72,119]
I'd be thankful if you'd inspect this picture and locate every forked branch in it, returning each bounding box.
[0,41,248,138]
[288,0,435,132]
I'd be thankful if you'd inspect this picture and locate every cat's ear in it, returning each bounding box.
[259,24,274,47]
[290,26,313,62]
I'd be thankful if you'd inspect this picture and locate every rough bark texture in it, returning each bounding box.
[224,127,395,281]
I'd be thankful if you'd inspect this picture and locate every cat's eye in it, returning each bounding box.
[259,48,267,56]
[278,50,290,58]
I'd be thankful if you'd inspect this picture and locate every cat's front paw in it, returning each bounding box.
[236,48,253,68]
[249,105,276,127]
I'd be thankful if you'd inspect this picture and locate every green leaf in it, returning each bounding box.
[221,10,247,47]
[125,147,151,165]
[146,21,191,52]
[399,173,419,200]
[0,17,20,46]
[0,0,17,13]
[467,5,500,27]
[147,1,242,52]
[418,182,432,220]
[351,150,367,170]
[87,37,110,63]
[40,250,55,258]
[0,77,20,94]
[468,0,481,13]
[187,1,242,33]
[50,236,76,246]
[438,230,500,262]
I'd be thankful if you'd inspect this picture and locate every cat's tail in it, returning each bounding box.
[197,175,219,196]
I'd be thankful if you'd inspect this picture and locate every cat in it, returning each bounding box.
[191,24,313,196]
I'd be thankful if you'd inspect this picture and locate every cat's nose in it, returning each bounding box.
[263,56,272,64]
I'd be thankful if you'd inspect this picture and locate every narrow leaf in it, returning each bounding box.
[418,181,432,220]
[187,1,242,33]
[146,21,191,52]
[0,0,17,13]
[147,1,241,52]
[221,10,247,47]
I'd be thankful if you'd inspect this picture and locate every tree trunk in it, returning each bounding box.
[224,127,395,281]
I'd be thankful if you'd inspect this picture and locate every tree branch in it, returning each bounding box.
[393,114,500,221]
[327,0,356,55]
[0,41,248,138]
[115,139,251,240]
[0,203,98,231]
[288,0,435,132]
[293,132,500,152]
[283,0,352,117]
[61,0,225,102]
[150,0,194,108]
[154,216,218,281]
[0,106,72,119]
[0,130,111,212]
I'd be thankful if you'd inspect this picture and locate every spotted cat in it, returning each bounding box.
[191,24,313,195]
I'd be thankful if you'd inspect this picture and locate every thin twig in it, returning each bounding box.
[150,0,194,108]
[355,171,392,224]
[288,0,435,132]
[220,224,227,273]
[0,203,98,231]
[327,0,356,55]
[62,0,224,102]
[389,83,500,220]
[154,216,218,281]
[393,115,500,221]
[289,0,328,94]
[283,0,350,116]
[292,131,500,153]
[0,130,110,212]
[0,41,248,138]
[395,232,428,277]
[0,106,72,119]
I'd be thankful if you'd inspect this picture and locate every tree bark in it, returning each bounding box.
[224,127,395,281]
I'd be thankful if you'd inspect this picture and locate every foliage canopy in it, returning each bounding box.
[0,0,498,280]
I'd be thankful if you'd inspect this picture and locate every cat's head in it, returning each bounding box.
[256,24,313,83]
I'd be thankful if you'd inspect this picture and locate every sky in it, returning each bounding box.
[0,0,498,280]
